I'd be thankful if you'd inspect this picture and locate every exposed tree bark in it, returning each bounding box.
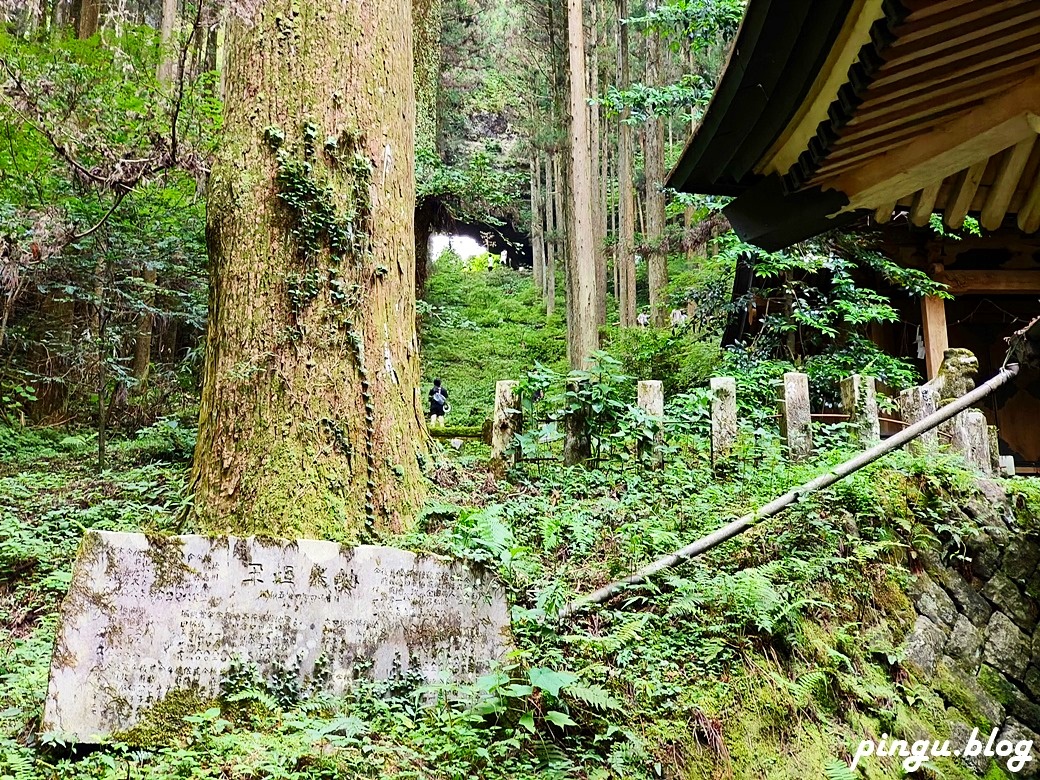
[564,0,598,369]
[644,1,667,326]
[75,0,99,38]
[588,0,605,327]
[616,0,636,326]
[563,0,599,464]
[531,153,545,295]
[131,264,156,386]
[29,293,74,421]
[156,0,178,85]
[192,0,426,540]
[598,18,611,307]
[545,152,557,316]
[204,24,218,73]
[414,198,435,295]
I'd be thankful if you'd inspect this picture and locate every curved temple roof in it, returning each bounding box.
[670,0,1040,251]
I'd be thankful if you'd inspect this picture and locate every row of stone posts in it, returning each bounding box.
[492,374,1013,476]
[708,371,1013,475]
[491,379,665,468]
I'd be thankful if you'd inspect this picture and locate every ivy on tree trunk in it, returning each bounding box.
[191,0,426,541]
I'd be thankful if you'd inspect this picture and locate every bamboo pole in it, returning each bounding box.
[556,363,1021,620]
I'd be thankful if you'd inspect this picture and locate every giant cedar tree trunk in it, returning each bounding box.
[545,153,557,316]
[588,0,605,328]
[131,264,156,385]
[74,0,99,38]
[191,0,426,540]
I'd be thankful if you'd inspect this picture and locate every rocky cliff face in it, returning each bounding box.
[904,478,1040,776]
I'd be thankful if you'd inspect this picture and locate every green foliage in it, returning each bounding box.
[714,233,928,407]
[823,758,858,780]
[417,146,525,225]
[420,259,566,426]
[603,326,719,396]
[0,26,213,429]
[267,124,372,264]
[600,74,708,122]
[515,353,667,465]
[929,212,982,239]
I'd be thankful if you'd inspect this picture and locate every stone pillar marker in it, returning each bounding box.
[961,410,993,474]
[779,372,812,461]
[491,380,520,467]
[899,385,938,450]
[840,374,880,447]
[1000,455,1017,476]
[989,424,1001,474]
[637,380,665,469]
[709,376,737,467]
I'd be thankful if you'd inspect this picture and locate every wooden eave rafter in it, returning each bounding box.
[798,1,1040,235]
[669,0,1040,250]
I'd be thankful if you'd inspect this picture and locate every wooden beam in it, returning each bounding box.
[910,181,941,226]
[901,0,977,21]
[882,5,1040,72]
[871,24,1040,91]
[938,269,1040,295]
[814,123,942,178]
[874,201,896,224]
[841,81,1016,141]
[944,160,989,228]
[895,0,1023,47]
[980,137,1036,229]
[921,295,948,381]
[851,48,1040,116]
[828,76,1040,211]
[1017,169,1040,232]
[848,66,1032,130]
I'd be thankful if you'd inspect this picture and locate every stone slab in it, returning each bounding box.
[42,531,511,742]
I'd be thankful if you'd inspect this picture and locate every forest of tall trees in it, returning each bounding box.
[6,1,1032,778]
[0,0,744,506]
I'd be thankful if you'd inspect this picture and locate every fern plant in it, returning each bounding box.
[823,758,858,780]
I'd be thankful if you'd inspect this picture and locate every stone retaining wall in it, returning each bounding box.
[903,478,1040,776]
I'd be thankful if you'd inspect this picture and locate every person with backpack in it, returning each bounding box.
[428,378,450,427]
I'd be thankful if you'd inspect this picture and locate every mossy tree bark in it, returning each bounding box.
[411,0,442,296]
[191,0,426,541]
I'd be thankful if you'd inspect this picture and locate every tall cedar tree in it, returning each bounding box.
[192,0,426,539]
[615,0,636,326]
[565,0,599,368]
[644,0,667,326]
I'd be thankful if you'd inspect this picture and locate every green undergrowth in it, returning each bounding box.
[1,414,1028,778]
[419,258,567,426]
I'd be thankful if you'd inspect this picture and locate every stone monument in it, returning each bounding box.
[42,531,511,742]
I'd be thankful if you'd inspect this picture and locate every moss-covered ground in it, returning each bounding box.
[2,263,1037,779]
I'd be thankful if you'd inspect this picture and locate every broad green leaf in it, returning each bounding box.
[528,667,579,697]
[544,710,577,728]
